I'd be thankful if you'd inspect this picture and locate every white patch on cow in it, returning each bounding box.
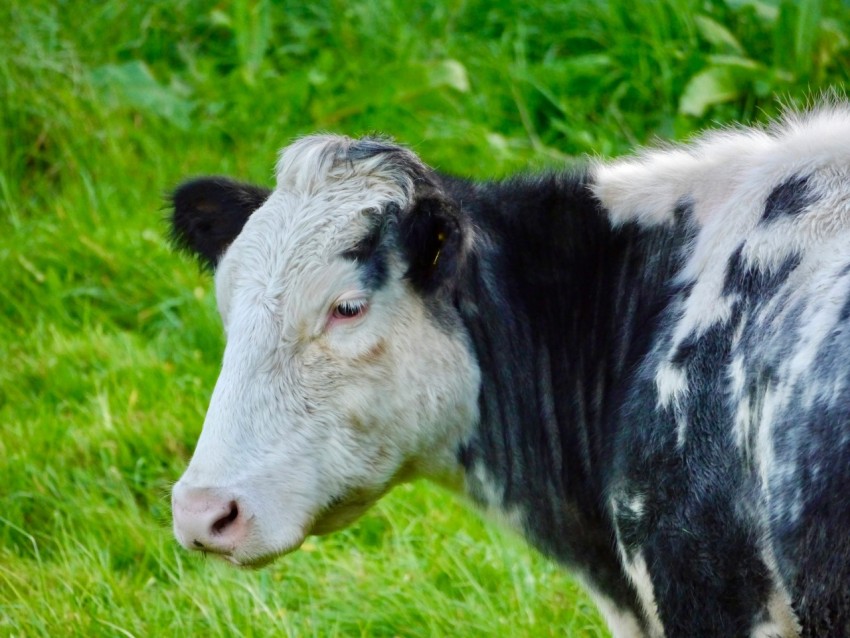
[592,146,700,227]
[623,552,665,638]
[670,279,735,350]
[729,354,755,455]
[466,462,526,534]
[755,384,781,495]
[654,362,688,410]
[730,312,747,348]
[173,135,482,566]
[593,128,776,230]
[627,492,646,519]
[783,253,850,385]
[654,361,691,446]
[611,498,665,637]
[750,546,802,638]
[729,354,747,399]
[749,588,801,638]
[733,400,755,460]
[275,135,417,199]
[583,586,648,638]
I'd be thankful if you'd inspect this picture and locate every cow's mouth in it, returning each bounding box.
[204,494,377,567]
[182,486,389,568]
[224,549,291,569]
[215,533,307,569]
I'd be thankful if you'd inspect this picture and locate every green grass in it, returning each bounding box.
[2,0,849,636]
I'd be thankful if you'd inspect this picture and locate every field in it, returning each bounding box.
[2,1,849,636]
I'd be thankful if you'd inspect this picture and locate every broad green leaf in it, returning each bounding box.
[679,66,739,117]
[208,8,231,28]
[90,61,193,130]
[694,15,745,54]
[561,53,612,74]
[707,54,765,71]
[429,59,470,93]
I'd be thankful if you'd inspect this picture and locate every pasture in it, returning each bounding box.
[2,1,849,636]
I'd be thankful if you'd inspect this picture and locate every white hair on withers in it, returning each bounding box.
[593,101,850,231]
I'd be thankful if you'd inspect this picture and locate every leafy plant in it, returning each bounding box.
[680,0,849,117]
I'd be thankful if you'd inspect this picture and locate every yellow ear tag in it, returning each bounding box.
[432,231,446,266]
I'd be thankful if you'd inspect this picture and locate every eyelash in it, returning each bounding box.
[332,298,368,320]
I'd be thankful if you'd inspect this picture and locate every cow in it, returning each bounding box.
[169,106,850,637]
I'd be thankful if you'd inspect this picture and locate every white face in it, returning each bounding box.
[172,137,480,567]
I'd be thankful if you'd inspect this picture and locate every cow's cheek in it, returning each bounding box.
[370,307,480,480]
[294,301,478,513]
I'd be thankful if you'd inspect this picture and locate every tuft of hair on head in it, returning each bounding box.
[275,134,428,200]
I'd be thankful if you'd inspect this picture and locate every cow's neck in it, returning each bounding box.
[449,171,687,610]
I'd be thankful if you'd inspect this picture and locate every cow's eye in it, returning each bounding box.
[333,299,367,320]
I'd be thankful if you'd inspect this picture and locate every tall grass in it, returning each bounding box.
[2,1,848,636]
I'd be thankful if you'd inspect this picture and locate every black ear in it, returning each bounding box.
[169,177,271,269]
[398,183,468,294]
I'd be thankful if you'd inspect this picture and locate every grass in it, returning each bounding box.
[1,0,849,635]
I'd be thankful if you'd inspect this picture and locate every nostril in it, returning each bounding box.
[212,500,239,535]
[173,487,250,554]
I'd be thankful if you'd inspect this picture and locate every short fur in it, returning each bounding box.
[171,107,850,638]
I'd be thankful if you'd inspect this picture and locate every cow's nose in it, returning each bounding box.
[172,485,249,555]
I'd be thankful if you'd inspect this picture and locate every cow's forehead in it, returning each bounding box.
[276,134,422,200]
[215,135,421,325]
[235,134,422,265]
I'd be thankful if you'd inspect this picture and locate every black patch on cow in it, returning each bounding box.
[673,197,695,226]
[344,137,429,193]
[616,301,777,634]
[761,174,814,222]
[611,488,653,556]
[670,335,698,367]
[456,441,474,470]
[770,388,850,635]
[836,284,850,324]
[170,177,271,269]
[346,137,402,161]
[722,242,801,299]
[448,168,694,628]
[341,207,394,290]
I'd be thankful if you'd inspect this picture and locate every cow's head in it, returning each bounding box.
[170,137,480,567]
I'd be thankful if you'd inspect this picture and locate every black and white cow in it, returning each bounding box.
[170,107,850,637]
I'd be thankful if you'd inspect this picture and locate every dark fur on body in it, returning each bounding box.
[439,174,689,634]
[172,138,850,637]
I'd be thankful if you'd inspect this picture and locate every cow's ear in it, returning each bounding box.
[398,183,468,294]
[170,177,271,269]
